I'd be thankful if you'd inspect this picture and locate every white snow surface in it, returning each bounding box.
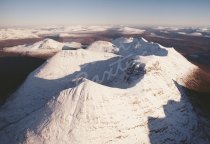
[87,41,119,53]
[0,37,208,144]
[118,26,145,34]
[0,26,144,41]
[153,27,210,37]
[178,32,203,36]
[3,38,81,53]
[0,28,39,40]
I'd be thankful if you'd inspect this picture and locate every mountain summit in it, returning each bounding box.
[0,37,209,144]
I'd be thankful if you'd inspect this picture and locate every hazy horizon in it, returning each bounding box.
[1,0,210,27]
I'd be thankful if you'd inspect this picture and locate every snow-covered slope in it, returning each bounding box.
[0,37,209,144]
[113,37,168,56]
[4,38,81,51]
[3,39,81,58]
[87,41,119,53]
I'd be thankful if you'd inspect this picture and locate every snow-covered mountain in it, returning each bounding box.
[31,38,81,50]
[0,37,209,144]
[87,41,119,53]
[0,26,145,41]
[4,38,81,51]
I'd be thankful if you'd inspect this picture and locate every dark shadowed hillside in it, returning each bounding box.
[0,56,45,105]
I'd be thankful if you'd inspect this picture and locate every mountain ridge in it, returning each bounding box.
[0,37,209,144]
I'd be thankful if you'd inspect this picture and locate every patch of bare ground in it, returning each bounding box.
[184,68,210,115]
[184,68,210,92]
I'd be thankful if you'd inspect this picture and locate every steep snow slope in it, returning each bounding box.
[113,37,168,56]
[113,37,197,87]
[0,37,209,144]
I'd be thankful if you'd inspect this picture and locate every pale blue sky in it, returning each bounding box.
[0,0,210,27]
